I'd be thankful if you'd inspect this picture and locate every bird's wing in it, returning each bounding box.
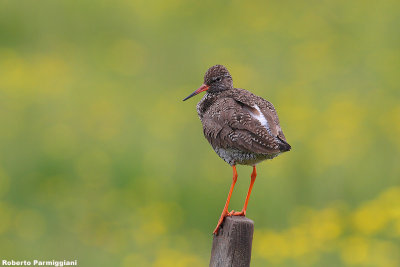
[201,93,290,154]
[228,88,289,143]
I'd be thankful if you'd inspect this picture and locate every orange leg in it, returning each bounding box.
[230,166,257,216]
[213,165,238,235]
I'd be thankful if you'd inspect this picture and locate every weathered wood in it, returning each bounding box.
[209,216,254,267]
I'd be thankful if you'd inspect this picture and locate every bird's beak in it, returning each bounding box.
[183,84,209,101]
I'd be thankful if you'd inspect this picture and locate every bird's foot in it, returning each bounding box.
[228,209,246,216]
[213,209,230,235]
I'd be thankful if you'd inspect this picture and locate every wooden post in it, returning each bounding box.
[209,216,254,267]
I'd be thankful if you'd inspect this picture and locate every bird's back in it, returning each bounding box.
[197,88,290,165]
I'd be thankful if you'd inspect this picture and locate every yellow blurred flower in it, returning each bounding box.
[14,209,46,241]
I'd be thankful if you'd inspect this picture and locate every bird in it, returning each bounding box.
[183,65,291,234]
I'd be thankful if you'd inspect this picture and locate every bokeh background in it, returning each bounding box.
[0,0,399,266]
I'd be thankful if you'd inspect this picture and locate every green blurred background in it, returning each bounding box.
[0,0,399,266]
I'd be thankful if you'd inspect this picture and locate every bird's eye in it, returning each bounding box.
[214,77,222,83]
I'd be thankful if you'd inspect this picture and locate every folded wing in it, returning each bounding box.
[201,89,291,154]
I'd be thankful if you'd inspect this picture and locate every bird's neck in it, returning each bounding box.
[196,91,223,118]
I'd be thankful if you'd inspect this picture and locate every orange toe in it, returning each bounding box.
[231,210,246,216]
[228,210,238,216]
[213,209,229,234]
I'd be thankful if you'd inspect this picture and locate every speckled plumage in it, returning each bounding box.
[192,65,291,166]
[183,64,291,234]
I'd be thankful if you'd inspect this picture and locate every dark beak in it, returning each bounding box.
[183,84,210,101]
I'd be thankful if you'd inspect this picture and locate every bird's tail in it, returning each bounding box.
[277,136,291,152]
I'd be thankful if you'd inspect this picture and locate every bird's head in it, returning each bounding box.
[183,65,233,101]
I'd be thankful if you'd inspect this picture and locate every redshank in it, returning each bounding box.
[183,65,291,234]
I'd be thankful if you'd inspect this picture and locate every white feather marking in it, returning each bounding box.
[251,105,272,134]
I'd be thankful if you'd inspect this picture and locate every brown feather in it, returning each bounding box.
[190,65,290,166]
[198,88,288,156]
